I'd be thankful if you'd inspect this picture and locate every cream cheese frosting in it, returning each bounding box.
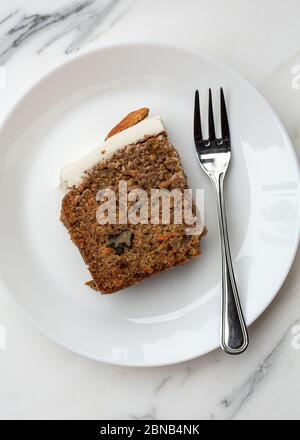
[59,116,164,190]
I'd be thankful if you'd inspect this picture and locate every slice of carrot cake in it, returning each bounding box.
[60,108,205,294]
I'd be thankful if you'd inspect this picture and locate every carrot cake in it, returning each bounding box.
[60,108,205,294]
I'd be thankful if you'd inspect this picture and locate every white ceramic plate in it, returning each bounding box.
[0,43,299,366]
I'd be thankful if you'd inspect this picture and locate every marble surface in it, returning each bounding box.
[0,0,300,420]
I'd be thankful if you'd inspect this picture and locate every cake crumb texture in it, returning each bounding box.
[61,134,204,294]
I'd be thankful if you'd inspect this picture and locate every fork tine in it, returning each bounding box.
[208,89,216,141]
[194,90,202,142]
[220,88,230,140]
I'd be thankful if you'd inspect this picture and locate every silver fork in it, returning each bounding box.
[194,88,249,355]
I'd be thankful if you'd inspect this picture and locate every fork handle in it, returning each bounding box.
[211,173,249,355]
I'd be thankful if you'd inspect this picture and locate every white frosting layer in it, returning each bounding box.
[59,117,164,190]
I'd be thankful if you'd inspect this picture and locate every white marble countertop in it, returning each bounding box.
[0,0,299,420]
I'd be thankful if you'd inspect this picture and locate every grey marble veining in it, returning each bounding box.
[131,407,157,420]
[218,318,300,419]
[0,0,137,64]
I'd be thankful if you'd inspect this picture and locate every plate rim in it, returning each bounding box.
[0,41,299,367]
